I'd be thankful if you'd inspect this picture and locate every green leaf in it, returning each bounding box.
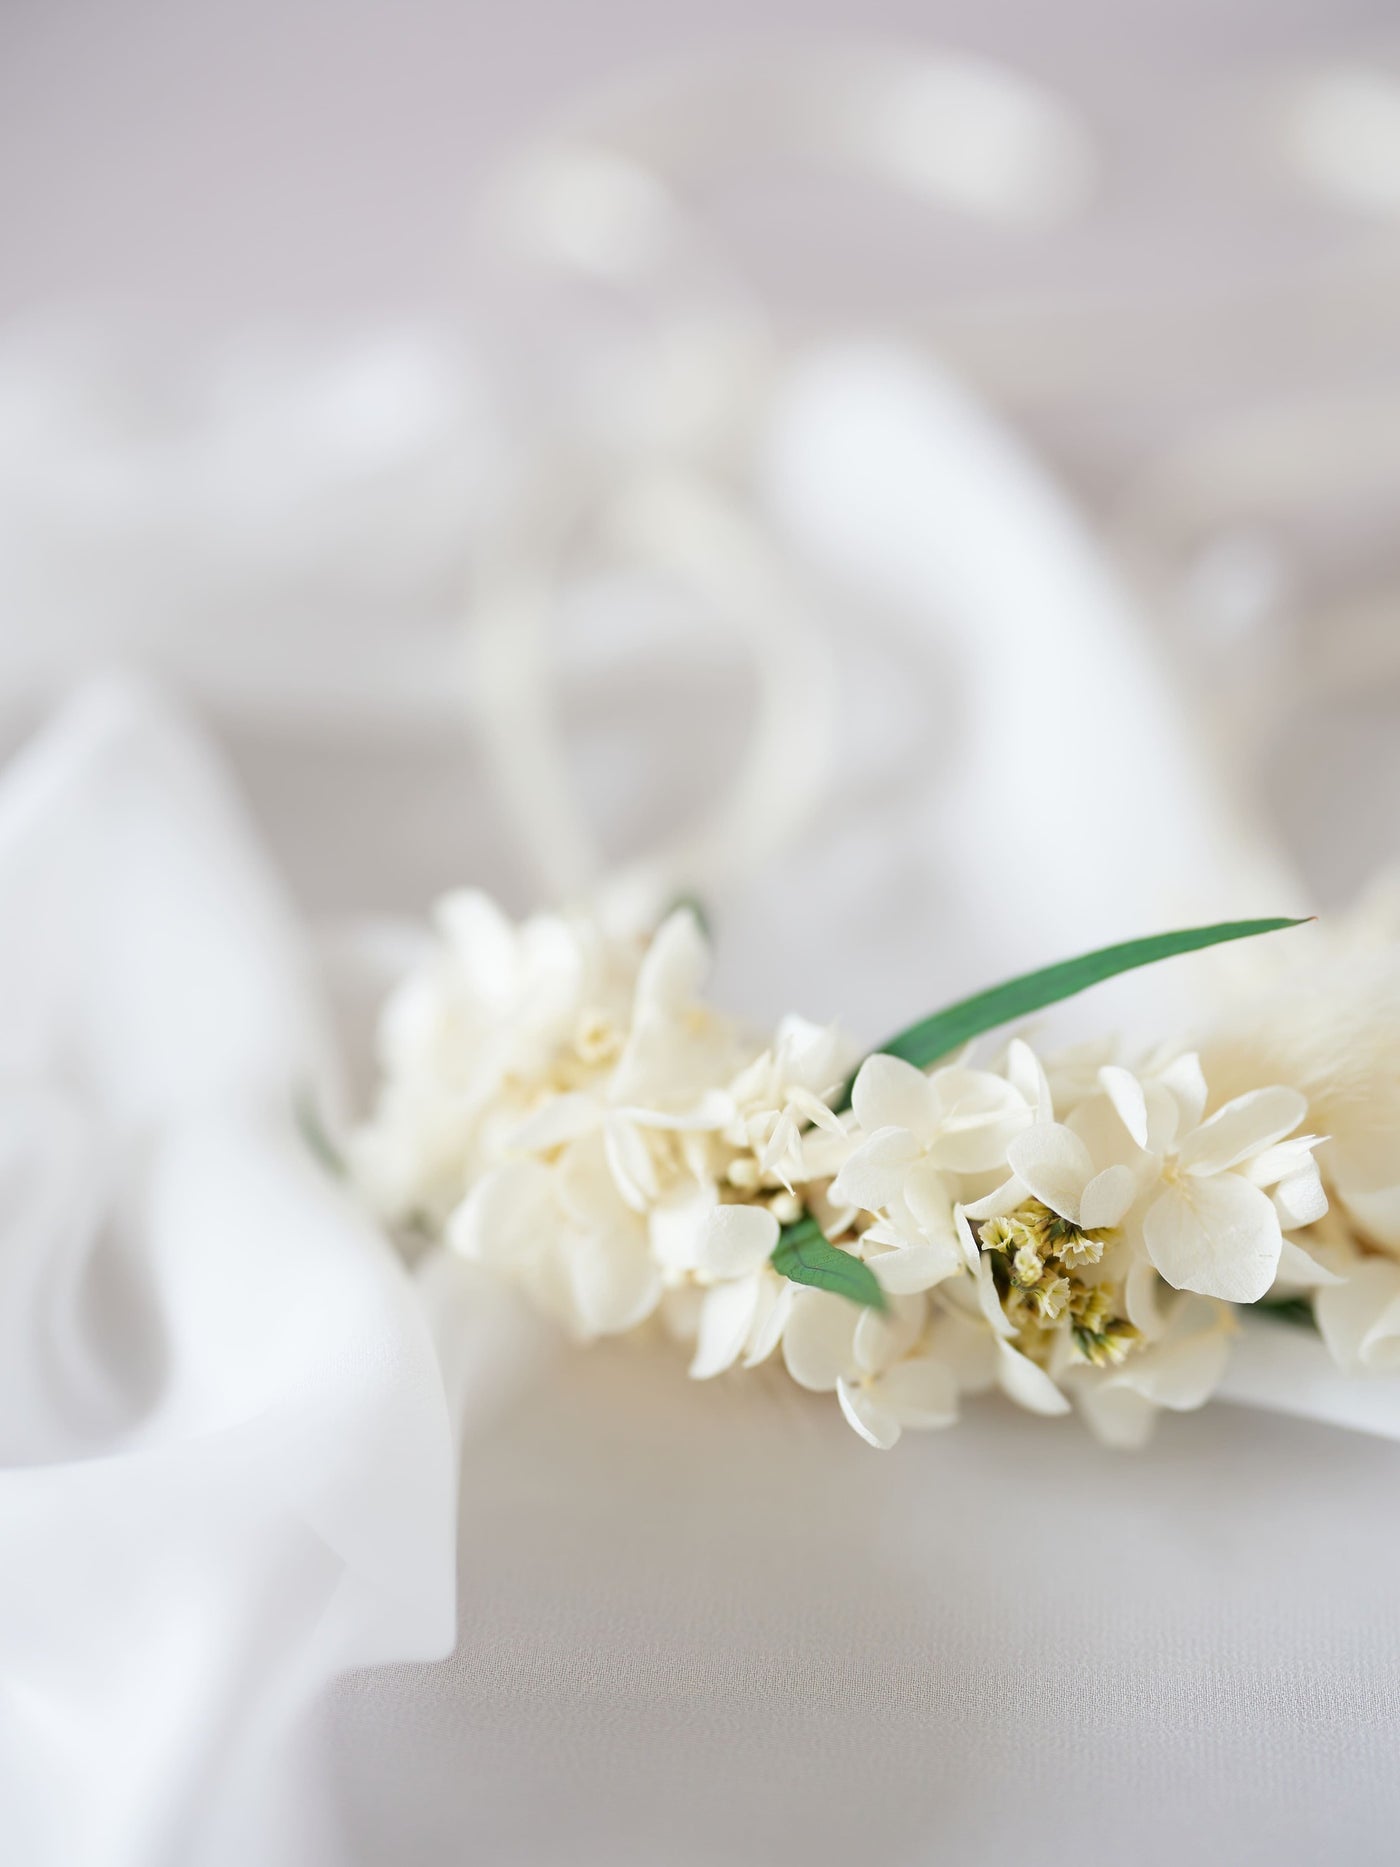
[837,916,1310,1108]
[295,1088,347,1179]
[771,1216,887,1311]
[1251,1294,1317,1331]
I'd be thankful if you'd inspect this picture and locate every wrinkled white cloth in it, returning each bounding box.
[0,682,463,1867]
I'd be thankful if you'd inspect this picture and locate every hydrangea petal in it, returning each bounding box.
[689,1277,762,1379]
[875,1355,958,1429]
[1079,1163,1136,1231]
[1315,1260,1400,1373]
[743,1276,794,1367]
[1142,1175,1283,1304]
[850,1054,940,1143]
[694,1203,780,1279]
[782,1288,860,1391]
[1098,1065,1149,1149]
[829,1125,921,1214]
[568,1226,662,1339]
[1177,1085,1306,1176]
[1006,1123,1094,1223]
[836,1377,902,1449]
[996,1341,1071,1415]
[869,1240,962,1295]
[1271,1162,1329,1232]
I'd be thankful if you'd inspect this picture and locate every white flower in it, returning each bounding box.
[1067,1294,1235,1449]
[447,1138,662,1342]
[724,1015,853,1190]
[780,1288,957,1449]
[1048,1056,1324,1305]
[830,1050,1034,1290]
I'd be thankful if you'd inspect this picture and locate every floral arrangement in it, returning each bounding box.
[351,896,1400,1448]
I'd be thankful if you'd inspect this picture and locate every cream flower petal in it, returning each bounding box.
[1122,1298,1231,1409]
[1076,1382,1159,1450]
[926,1305,998,1393]
[1078,1163,1136,1231]
[854,1293,925,1376]
[447,1160,552,1266]
[1177,1085,1307,1176]
[1005,1039,1052,1121]
[1272,1236,1341,1288]
[996,1341,1071,1415]
[870,1239,962,1295]
[1005,1123,1094,1224]
[1159,1051,1208,1133]
[625,1090,735,1131]
[1315,1260,1400,1373]
[836,1377,902,1449]
[508,1093,602,1152]
[973,1250,1017,1339]
[829,1125,922,1213]
[960,1177,1026,1223]
[787,1086,846,1135]
[925,1069,1031,1172]
[1271,1162,1329,1232]
[782,1288,861,1391]
[1098,1065,1149,1149]
[689,1277,763,1380]
[743,1275,794,1367]
[1243,1134,1323,1189]
[694,1203,780,1280]
[633,905,709,1017]
[875,1355,959,1429]
[850,1054,940,1143]
[567,1227,662,1338]
[648,1178,718,1273]
[602,1112,658,1211]
[1142,1175,1283,1304]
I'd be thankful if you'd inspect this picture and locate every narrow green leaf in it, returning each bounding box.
[295,1088,347,1179]
[838,916,1310,1108]
[771,1216,887,1311]
[1251,1294,1317,1331]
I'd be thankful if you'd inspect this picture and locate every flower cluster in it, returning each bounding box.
[352,893,1395,1450]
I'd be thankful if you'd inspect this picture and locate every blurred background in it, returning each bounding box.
[1,0,1397,1033]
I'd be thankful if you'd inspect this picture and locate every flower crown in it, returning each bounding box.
[347,899,1399,1449]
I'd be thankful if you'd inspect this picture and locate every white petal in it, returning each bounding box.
[634,906,709,1016]
[875,1355,958,1429]
[1097,1065,1149,1149]
[996,1341,1071,1415]
[1121,1297,1231,1409]
[829,1126,921,1214]
[925,1068,1031,1173]
[781,1288,860,1391]
[850,1054,940,1143]
[1315,1260,1400,1374]
[1243,1134,1324,1189]
[960,1176,1026,1223]
[788,1086,845,1135]
[1271,1161,1329,1232]
[689,1277,763,1379]
[649,1178,718,1273]
[973,1250,1017,1339]
[447,1160,552,1267]
[925,1305,998,1393]
[1273,1236,1341,1288]
[903,1158,957,1240]
[567,1226,662,1338]
[1142,1175,1283,1304]
[694,1203,780,1280]
[625,1090,734,1132]
[743,1275,794,1367]
[508,1093,602,1152]
[602,1112,658,1211]
[854,1292,925,1375]
[1079,1164,1136,1231]
[1177,1085,1307,1177]
[1005,1039,1052,1120]
[1158,1051,1207,1133]
[870,1240,962,1294]
[1077,1382,1159,1450]
[836,1377,902,1449]
[1005,1123,1094,1223]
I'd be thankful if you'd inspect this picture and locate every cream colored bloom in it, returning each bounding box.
[781,1288,957,1449]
